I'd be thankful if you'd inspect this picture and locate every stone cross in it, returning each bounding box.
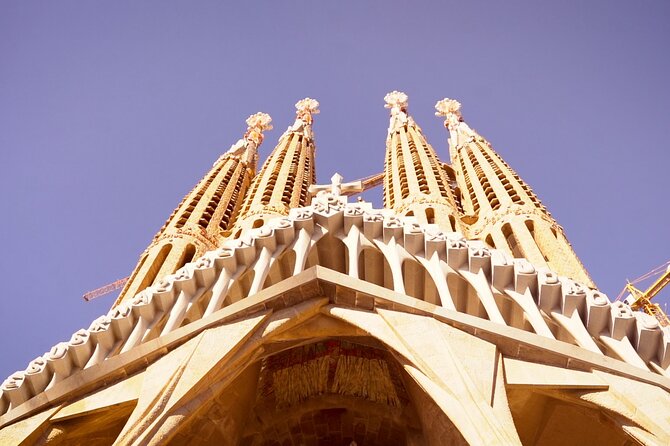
[308,173,363,197]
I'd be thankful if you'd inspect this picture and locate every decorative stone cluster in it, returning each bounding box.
[1,192,668,417]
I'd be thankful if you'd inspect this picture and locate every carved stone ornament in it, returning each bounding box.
[344,205,364,216]
[435,98,463,130]
[424,229,446,242]
[383,216,403,229]
[295,98,320,126]
[25,357,47,375]
[46,343,69,361]
[194,256,213,270]
[69,329,90,346]
[89,315,112,333]
[245,112,273,132]
[244,112,273,147]
[293,209,314,220]
[448,238,467,249]
[406,223,423,235]
[363,212,383,223]
[130,290,152,306]
[271,218,293,229]
[384,91,408,111]
[215,247,234,258]
[514,259,536,274]
[565,282,586,296]
[470,247,491,258]
[2,372,24,390]
[543,271,559,285]
[174,265,194,281]
[313,192,344,214]
[295,98,320,115]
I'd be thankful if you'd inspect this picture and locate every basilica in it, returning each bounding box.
[1,92,668,445]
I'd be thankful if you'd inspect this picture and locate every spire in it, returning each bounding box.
[382,91,460,231]
[436,98,594,287]
[114,113,271,306]
[232,98,319,234]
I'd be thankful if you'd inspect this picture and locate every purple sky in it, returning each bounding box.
[1,1,669,379]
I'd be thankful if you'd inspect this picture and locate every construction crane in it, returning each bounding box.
[83,276,128,301]
[618,261,670,327]
[338,172,384,196]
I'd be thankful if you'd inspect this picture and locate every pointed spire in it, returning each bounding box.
[435,98,480,161]
[436,98,594,286]
[382,91,459,231]
[218,112,272,166]
[114,113,271,306]
[232,99,318,235]
[384,90,411,133]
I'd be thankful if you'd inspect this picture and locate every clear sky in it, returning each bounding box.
[1,1,668,380]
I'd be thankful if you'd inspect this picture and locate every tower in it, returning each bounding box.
[436,98,594,287]
[383,91,460,231]
[115,112,272,305]
[232,98,318,234]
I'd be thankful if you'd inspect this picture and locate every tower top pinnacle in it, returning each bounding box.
[295,98,320,123]
[244,112,273,146]
[281,98,319,140]
[220,112,272,165]
[384,90,409,113]
[435,98,463,130]
[384,91,411,133]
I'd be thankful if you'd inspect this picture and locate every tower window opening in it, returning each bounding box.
[174,244,197,272]
[502,223,524,258]
[176,165,224,229]
[140,243,173,290]
[525,219,550,262]
[425,208,435,224]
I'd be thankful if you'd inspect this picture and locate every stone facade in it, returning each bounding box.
[1,93,669,445]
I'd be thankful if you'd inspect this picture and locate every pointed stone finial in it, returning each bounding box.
[384,91,409,113]
[220,112,272,164]
[246,112,273,132]
[435,98,463,130]
[295,98,320,123]
[244,112,273,146]
[384,91,410,133]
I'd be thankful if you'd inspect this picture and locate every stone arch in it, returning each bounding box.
[357,246,393,291]
[507,387,637,446]
[305,234,347,274]
[181,290,213,328]
[493,291,535,333]
[155,330,470,446]
[263,249,297,289]
[402,258,439,305]
[228,269,255,303]
[446,273,488,320]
